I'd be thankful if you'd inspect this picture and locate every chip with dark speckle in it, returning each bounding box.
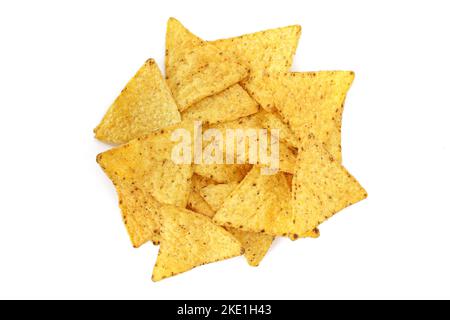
[96,122,195,247]
[213,166,318,239]
[152,205,243,282]
[200,182,274,267]
[94,59,181,145]
[292,136,368,235]
[211,25,302,112]
[166,18,249,111]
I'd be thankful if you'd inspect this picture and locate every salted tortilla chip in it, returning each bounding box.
[213,166,292,236]
[199,182,273,266]
[94,59,181,144]
[214,166,311,238]
[187,191,215,218]
[165,18,249,111]
[259,71,355,162]
[96,122,194,247]
[292,136,367,235]
[211,25,301,111]
[199,182,239,212]
[285,174,321,240]
[193,184,273,266]
[228,229,274,267]
[182,84,259,125]
[194,164,251,184]
[152,205,243,281]
[112,184,162,247]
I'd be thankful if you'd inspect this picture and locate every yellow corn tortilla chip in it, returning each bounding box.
[211,25,301,111]
[94,59,181,144]
[182,84,259,125]
[292,136,367,235]
[199,182,239,212]
[213,166,313,238]
[113,184,162,247]
[152,205,243,282]
[285,174,331,242]
[165,18,249,111]
[199,176,317,244]
[228,229,274,267]
[96,122,194,247]
[187,191,215,218]
[199,182,273,267]
[260,71,355,162]
[194,164,252,184]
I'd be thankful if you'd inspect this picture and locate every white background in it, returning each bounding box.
[0,0,449,300]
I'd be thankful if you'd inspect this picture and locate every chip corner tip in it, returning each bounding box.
[167,17,180,25]
[363,190,369,199]
[145,58,156,65]
[93,125,101,136]
[93,126,107,143]
[347,70,356,81]
[95,152,104,164]
[132,243,140,249]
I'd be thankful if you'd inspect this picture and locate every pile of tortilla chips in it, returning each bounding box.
[95,18,367,282]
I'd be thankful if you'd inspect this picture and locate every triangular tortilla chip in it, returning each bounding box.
[286,171,318,243]
[187,197,273,269]
[96,122,194,247]
[228,229,274,267]
[113,184,162,247]
[259,71,355,162]
[187,191,215,218]
[182,84,259,125]
[152,205,243,281]
[94,59,181,144]
[211,25,301,111]
[199,182,274,267]
[214,167,299,238]
[199,182,239,212]
[292,136,367,235]
[165,18,249,111]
